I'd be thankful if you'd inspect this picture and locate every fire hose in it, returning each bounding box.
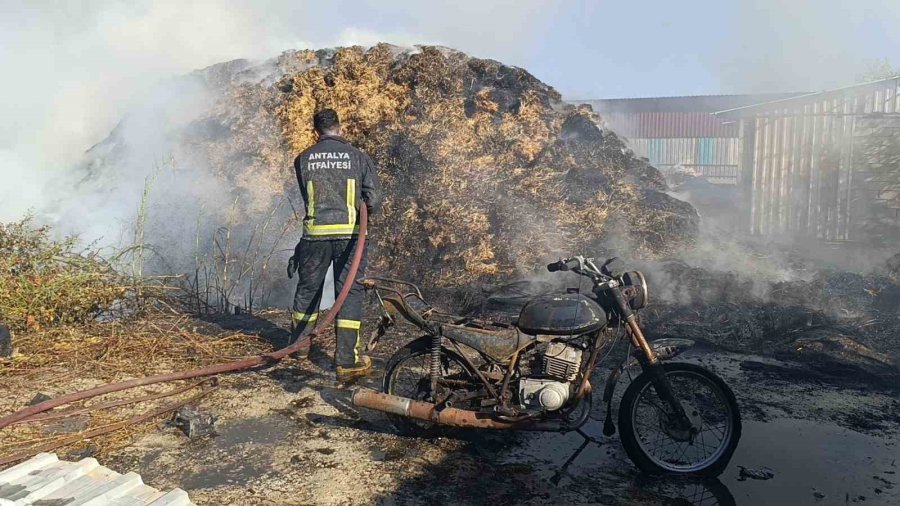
[0,205,368,458]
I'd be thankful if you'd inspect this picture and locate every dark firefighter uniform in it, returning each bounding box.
[290,134,380,369]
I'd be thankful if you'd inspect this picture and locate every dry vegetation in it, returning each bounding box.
[0,219,268,462]
[0,219,126,333]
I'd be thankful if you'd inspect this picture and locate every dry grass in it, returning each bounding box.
[0,311,268,462]
[0,220,270,463]
[1,312,266,380]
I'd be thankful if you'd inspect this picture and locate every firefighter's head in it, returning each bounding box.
[313,108,341,138]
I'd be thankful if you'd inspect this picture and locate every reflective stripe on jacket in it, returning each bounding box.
[293,135,380,240]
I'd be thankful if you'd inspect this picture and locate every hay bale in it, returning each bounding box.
[87,44,698,287]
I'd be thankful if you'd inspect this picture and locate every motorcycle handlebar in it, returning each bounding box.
[547,258,581,272]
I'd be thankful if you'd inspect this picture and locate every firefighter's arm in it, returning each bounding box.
[288,155,305,279]
[293,155,309,218]
[360,152,381,215]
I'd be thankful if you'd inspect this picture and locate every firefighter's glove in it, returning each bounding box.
[287,255,298,279]
[286,241,303,279]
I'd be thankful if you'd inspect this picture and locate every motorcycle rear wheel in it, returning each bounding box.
[382,336,479,437]
[618,362,741,477]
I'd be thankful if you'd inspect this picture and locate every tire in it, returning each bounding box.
[382,337,478,437]
[618,362,741,477]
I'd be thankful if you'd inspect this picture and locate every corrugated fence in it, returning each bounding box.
[628,137,740,184]
[717,77,900,241]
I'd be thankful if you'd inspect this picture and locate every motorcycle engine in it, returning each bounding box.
[518,342,583,411]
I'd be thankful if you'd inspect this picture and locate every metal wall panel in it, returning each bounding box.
[571,96,775,187]
[601,111,738,139]
[734,78,900,241]
[629,137,740,184]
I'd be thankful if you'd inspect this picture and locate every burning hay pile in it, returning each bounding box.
[88,43,697,288]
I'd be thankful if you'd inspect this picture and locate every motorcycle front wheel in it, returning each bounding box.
[618,362,741,477]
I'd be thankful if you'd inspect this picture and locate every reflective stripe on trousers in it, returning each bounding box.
[337,319,362,363]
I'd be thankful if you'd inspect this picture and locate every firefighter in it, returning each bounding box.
[286,108,380,382]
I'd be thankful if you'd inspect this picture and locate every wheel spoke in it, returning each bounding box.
[626,368,735,473]
[386,345,480,435]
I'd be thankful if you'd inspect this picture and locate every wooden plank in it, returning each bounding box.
[788,104,805,232]
[739,119,757,233]
[798,103,815,235]
[826,98,842,240]
[781,109,796,232]
[809,100,825,239]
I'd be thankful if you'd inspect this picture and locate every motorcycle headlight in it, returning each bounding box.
[621,271,648,310]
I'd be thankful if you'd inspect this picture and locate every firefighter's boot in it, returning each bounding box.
[336,355,372,382]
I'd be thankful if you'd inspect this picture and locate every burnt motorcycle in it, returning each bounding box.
[352,256,741,476]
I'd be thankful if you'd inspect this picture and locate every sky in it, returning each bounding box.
[1,0,899,223]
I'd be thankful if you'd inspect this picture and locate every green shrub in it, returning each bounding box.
[0,218,125,332]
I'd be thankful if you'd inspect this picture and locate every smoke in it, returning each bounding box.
[0,0,563,231]
[0,1,290,227]
[0,1,565,311]
[6,0,899,230]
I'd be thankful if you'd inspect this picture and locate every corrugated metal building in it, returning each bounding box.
[716,77,900,242]
[577,94,802,184]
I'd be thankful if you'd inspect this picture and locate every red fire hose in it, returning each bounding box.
[0,205,368,432]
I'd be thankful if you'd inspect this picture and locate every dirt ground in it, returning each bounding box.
[45,307,889,506]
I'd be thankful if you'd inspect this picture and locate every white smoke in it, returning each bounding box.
[0,0,560,239]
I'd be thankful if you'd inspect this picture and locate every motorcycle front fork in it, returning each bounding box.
[625,316,693,430]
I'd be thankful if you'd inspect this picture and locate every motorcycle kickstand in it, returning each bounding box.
[550,429,604,486]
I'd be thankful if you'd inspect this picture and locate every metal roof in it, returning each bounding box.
[573,94,807,113]
[0,453,195,505]
[714,76,900,119]
[595,110,738,138]
[568,94,809,139]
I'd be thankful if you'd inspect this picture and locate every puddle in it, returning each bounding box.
[499,417,898,505]
[178,414,296,490]
[723,418,898,505]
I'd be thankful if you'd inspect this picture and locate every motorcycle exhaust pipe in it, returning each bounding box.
[351,388,521,429]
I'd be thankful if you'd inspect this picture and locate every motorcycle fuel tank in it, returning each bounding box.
[517,294,607,336]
